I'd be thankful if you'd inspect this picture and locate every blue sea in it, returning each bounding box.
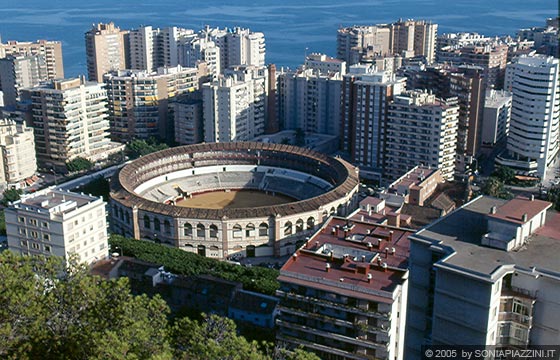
[0,0,556,77]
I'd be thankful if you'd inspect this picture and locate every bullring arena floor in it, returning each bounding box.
[175,189,295,209]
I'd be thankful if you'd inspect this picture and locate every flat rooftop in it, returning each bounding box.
[412,196,560,278]
[279,217,411,302]
[387,166,439,194]
[15,189,100,215]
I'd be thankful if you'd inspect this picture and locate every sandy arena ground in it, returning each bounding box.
[175,189,295,209]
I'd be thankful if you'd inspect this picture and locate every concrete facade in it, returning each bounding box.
[5,188,108,265]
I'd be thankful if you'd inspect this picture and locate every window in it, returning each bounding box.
[209,224,218,238]
[259,223,268,237]
[164,220,171,235]
[18,216,25,223]
[29,219,38,226]
[42,222,49,228]
[143,215,151,229]
[21,240,27,247]
[307,217,315,230]
[44,245,51,253]
[153,218,161,232]
[18,228,26,235]
[43,234,50,241]
[184,223,193,237]
[196,224,205,238]
[31,242,40,250]
[284,221,293,236]
[30,231,38,238]
[233,224,242,238]
[246,223,255,237]
[295,219,304,233]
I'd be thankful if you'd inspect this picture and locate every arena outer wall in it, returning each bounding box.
[109,142,359,259]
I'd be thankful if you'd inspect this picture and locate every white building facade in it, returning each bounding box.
[385,91,459,181]
[497,55,560,179]
[0,118,37,189]
[203,65,267,142]
[5,188,108,265]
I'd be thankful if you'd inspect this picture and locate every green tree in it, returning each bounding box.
[1,188,22,206]
[172,314,265,360]
[493,165,516,184]
[109,235,280,295]
[280,137,291,145]
[0,252,172,359]
[481,177,513,199]
[546,187,560,211]
[74,176,110,201]
[125,138,169,160]
[66,157,93,173]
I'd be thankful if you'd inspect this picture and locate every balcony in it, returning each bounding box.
[276,319,388,350]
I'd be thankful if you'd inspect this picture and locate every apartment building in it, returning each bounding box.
[304,53,346,75]
[178,36,221,77]
[481,89,512,147]
[437,43,508,89]
[276,216,410,360]
[401,64,485,175]
[341,65,406,177]
[20,77,112,171]
[337,20,437,66]
[85,22,129,82]
[385,91,459,181]
[496,55,559,180]
[202,65,267,142]
[277,67,342,136]
[128,26,194,73]
[104,65,198,142]
[5,188,108,265]
[406,195,560,359]
[0,39,64,80]
[0,118,36,189]
[173,92,203,145]
[0,54,48,108]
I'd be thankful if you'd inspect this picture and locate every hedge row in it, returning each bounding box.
[109,235,280,295]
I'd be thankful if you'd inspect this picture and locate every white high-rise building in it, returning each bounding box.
[201,26,265,73]
[128,26,194,73]
[341,65,406,176]
[5,188,108,265]
[203,65,267,142]
[406,195,560,359]
[496,54,559,180]
[0,54,48,108]
[178,36,221,77]
[481,89,512,147]
[277,66,343,136]
[0,118,37,189]
[385,91,459,181]
[20,77,112,171]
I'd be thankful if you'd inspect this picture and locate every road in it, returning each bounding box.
[55,162,129,191]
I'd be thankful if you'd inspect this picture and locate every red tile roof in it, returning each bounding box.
[279,217,411,301]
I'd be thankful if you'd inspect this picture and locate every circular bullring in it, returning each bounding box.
[110,142,359,259]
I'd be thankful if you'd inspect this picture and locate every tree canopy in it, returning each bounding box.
[66,157,94,173]
[125,138,169,160]
[0,252,172,359]
[1,188,22,206]
[481,177,513,199]
[0,252,318,360]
